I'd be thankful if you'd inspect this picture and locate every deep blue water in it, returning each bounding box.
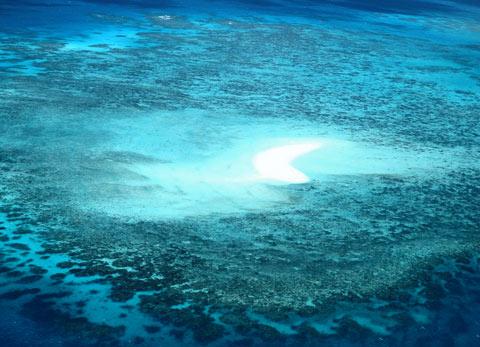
[1,0,480,346]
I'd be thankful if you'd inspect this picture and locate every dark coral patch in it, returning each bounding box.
[7,242,30,251]
[0,288,41,300]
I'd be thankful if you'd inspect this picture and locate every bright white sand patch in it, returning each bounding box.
[72,110,465,220]
[253,143,322,184]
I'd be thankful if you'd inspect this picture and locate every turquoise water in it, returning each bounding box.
[1,1,480,346]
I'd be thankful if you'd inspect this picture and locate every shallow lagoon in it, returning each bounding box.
[1,0,480,346]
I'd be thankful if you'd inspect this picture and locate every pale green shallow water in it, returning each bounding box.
[0,1,480,346]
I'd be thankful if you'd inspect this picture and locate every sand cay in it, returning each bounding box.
[253,142,323,184]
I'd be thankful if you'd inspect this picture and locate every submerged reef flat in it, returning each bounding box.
[1,0,480,346]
